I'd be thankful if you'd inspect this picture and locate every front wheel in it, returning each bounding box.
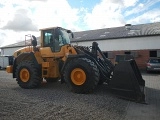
[63,58,99,93]
[15,61,42,88]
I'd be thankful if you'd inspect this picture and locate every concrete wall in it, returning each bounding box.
[71,36,160,69]
[1,47,23,56]
[71,36,160,51]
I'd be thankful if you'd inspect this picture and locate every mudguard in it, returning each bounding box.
[12,52,40,78]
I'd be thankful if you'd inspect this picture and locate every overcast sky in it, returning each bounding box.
[0,0,160,46]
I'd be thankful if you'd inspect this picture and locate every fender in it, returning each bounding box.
[13,52,40,78]
[60,53,113,84]
[61,54,86,73]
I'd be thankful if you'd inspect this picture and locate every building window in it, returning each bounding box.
[131,51,138,58]
[157,50,160,57]
[102,52,113,59]
[124,51,131,54]
[150,51,157,57]
[108,52,114,58]
[150,50,160,57]
[124,51,138,58]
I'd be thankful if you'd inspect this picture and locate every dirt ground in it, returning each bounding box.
[0,70,160,120]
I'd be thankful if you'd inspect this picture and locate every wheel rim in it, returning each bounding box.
[71,68,86,85]
[20,68,30,82]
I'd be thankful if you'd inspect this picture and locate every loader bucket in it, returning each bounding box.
[109,59,145,103]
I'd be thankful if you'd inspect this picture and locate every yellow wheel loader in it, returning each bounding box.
[6,27,145,103]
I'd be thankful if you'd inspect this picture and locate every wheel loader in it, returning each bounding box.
[6,27,145,103]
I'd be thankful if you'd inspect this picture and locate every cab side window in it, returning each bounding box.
[43,30,61,52]
[43,30,53,47]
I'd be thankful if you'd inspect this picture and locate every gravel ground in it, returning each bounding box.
[0,70,128,120]
[0,70,160,120]
[124,72,160,120]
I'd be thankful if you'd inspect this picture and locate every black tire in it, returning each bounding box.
[64,58,99,93]
[15,61,42,89]
[45,78,59,83]
[98,75,105,85]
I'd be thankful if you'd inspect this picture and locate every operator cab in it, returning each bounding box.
[41,27,73,52]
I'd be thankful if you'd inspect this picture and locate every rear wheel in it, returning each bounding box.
[16,61,42,88]
[64,58,99,93]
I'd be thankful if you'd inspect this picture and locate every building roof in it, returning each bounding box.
[1,22,160,49]
[0,37,40,49]
[73,22,160,42]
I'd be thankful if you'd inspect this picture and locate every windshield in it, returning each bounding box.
[57,29,71,46]
[150,58,160,63]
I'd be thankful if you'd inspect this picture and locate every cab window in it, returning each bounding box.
[54,28,71,52]
[55,28,70,46]
[43,30,53,47]
[42,28,71,52]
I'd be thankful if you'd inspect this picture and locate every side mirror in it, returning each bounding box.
[67,30,71,33]
[67,30,74,38]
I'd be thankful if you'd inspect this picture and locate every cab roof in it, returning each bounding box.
[39,26,69,31]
